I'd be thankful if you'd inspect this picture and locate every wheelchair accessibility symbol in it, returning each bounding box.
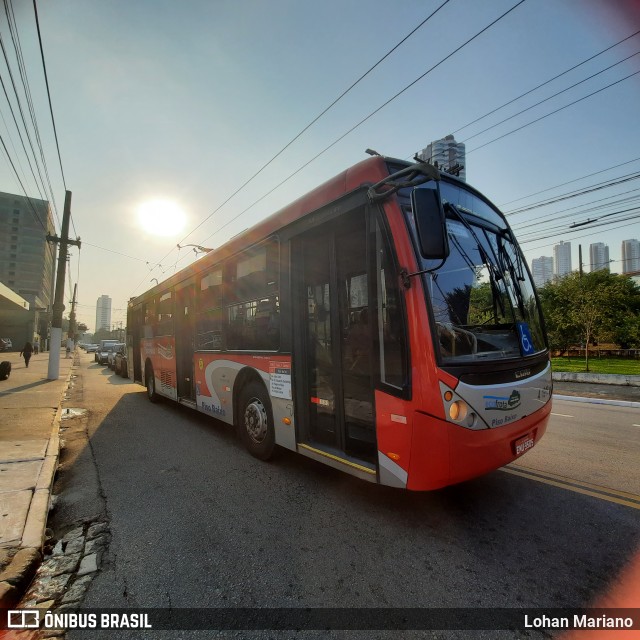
[517,322,535,355]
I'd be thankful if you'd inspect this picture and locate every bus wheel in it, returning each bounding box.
[146,365,159,403]
[238,382,275,460]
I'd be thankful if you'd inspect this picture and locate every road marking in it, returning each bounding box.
[501,465,640,511]
[633,424,640,428]
[550,412,574,418]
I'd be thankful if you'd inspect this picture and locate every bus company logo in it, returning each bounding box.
[484,390,521,411]
[157,344,174,360]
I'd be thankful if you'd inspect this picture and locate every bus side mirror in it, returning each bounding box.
[411,188,449,260]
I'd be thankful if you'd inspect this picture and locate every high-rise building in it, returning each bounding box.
[531,256,554,288]
[553,241,572,278]
[621,239,640,274]
[0,192,57,348]
[0,191,57,310]
[589,242,610,272]
[95,295,112,332]
[417,134,466,181]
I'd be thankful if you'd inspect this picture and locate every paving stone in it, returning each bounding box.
[24,572,71,603]
[77,553,98,576]
[64,536,84,554]
[83,535,106,555]
[86,522,108,540]
[37,552,80,578]
[60,574,93,604]
[51,540,64,556]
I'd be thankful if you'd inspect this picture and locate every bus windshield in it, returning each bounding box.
[410,181,546,365]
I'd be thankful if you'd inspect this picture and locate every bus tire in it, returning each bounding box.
[238,381,275,460]
[146,364,159,403]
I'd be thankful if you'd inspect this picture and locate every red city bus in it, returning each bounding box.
[127,156,551,490]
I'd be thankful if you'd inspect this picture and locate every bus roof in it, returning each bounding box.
[130,155,394,305]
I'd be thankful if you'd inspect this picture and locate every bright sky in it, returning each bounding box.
[1,0,639,332]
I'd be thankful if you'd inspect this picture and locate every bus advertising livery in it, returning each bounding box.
[127,155,551,490]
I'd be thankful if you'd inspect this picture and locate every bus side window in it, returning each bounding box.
[226,240,279,351]
[156,291,174,336]
[143,302,156,338]
[197,267,223,350]
[375,217,407,389]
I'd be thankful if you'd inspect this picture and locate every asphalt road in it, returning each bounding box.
[56,353,640,639]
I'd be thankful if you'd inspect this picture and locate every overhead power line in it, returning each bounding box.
[192,0,527,251]
[467,68,640,155]
[2,0,61,230]
[462,49,640,144]
[32,0,66,192]
[522,219,640,252]
[452,28,640,136]
[167,0,452,258]
[505,171,640,216]
[499,156,640,207]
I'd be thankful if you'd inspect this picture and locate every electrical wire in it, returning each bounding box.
[142,0,454,284]
[191,0,528,252]
[3,0,61,230]
[461,49,640,144]
[467,69,640,155]
[505,171,640,216]
[452,28,640,136]
[499,156,640,207]
[32,0,66,192]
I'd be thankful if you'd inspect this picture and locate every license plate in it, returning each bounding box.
[514,433,535,456]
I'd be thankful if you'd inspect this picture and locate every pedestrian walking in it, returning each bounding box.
[20,341,33,368]
[33,337,39,355]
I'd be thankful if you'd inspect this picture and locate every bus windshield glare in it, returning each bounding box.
[411,181,546,365]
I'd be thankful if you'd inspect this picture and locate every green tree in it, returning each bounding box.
[539,271,640,370]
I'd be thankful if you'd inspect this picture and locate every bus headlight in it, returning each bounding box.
[440,382,485,430]
[449,400,468,422]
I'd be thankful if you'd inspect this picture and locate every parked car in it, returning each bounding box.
[85,344,98,353]
[114,345,128,377]
[97,344,116,365]
[95,340,119,362]
[107,343,125,369]
[0,338,12,351]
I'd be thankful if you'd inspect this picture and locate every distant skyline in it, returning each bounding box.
[1,1,639,330]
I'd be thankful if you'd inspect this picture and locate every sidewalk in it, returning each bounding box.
[0,349,73,608]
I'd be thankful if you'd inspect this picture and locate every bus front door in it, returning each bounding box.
[295,209,376,465]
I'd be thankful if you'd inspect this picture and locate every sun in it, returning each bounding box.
[136,199,186,237]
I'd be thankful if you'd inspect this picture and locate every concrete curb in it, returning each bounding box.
[554,394,640,409]
[0,363,74,607]
[552,372,640,386]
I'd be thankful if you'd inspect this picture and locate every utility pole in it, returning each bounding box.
[47,191,81,379]
[67,283,78,358]
[578,244,583,277]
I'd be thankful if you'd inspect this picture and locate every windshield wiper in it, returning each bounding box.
[496,235,526,315]
[444,203,506,318]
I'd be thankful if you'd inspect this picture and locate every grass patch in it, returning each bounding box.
[551,357,640,375]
